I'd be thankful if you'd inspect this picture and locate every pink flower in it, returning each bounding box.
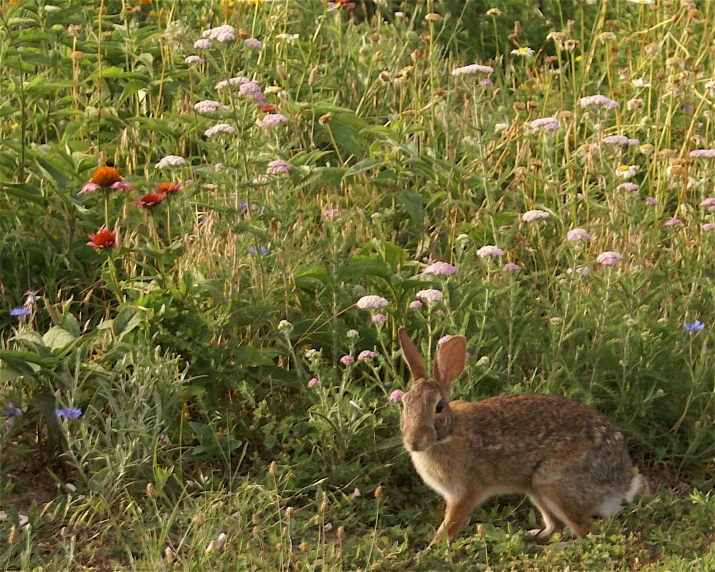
[616,182,639,193]
[597,251,622,266]
[502,262,520,271]
[340,355,354,365]
[699,198,715,209]
[357,350,375,360]
[322,208,342,220]
[423,261,458,276]
[528,117,559,132]
[665,218,683,227]
[372,314,388,324]
[307,377,320,388]
[255,113,288,128]
[566,228,592,242]
[567,267,591,277]
[690,149,715,158]
[477,245,504,258]
[389,389,404,403]
[437,335,453,346]
[267,159,290,175]
[703,223,715,232]
[603,135,639,146]
[356,295,388,310]
[646,197,658,206]
[244,38,262,49]
[408,300,423,309]
[451,64,494,76]
[579,95,620,109]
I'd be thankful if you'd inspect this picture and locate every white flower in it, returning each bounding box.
[511,47,535,57]
[615,165,637,179]
[521,209,550,223]
[155,155,186,169]
[206,532,227,553]
[631,78,650,88]
[356,295,389,310]
[215,77,249,90]
[193,39,212,50]
[194,100,229,114]
[477,245,504,258]
[275,33,299,44]
[566,228,592,242]
[202,25,236,43]
[415,289,443,304]
[184,55,203,65]
[204,123,235,138]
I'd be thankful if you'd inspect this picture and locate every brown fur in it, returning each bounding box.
[397,328,640,546]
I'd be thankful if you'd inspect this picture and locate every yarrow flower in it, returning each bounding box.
[683,320,705,332]
[616,182,639,193]
[356,295,388,310]
[423,261,458,276]
[155,155,186,169]
[603,135,640,146]
[79,166,132,195]
[566,228,592,242]
[477,245,504,258]
[502,263,520,271]
[87,228,116,249]
[215,77,249,90]
[55,407,82,420]
[408,300,423,309]
[372,314,388,324]
[275,33,299,44]
[194,100,229,114]
[205,123,235,138]
[202,25,236,43]
[528,117,559,132]
[689,149,715,158]
[522,209,550,223]
[357,350,375,360]
[340,355,354,365]
[267,159,291,175]
[255,113,288,128]
[597,251,622,266]
[415,289,442,304]
[703,223,715,232]
[699,198,715,209]
[567,266,591,277]
[322,208,342,220]
[184,55,203,65]
[244,38,262,49]
[307,377,320,388]
[388,389,404,403]
[665,218,683,227]
[646,197,658,206]
[193,39,212,50]
[9,307,31,317]
[451,63,494,76]
[579,95,620,109]
[239,81,265,106]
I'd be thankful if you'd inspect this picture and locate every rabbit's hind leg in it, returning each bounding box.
[527,491,565,542]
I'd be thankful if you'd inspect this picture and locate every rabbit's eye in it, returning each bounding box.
[435,400,444,414]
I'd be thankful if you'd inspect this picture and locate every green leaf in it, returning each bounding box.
[337,258,393,283]
[113,307,146,339]
[395,190,423,226]
[0,365,23,384]
[42,327,76,351]
[0,349,47,366]
[344,158,386,177]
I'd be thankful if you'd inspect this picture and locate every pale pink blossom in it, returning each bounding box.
[244,38,262,49]
[597,251,622,266]
[358,350,375,360]
[423,261,457,276]
[307,377,320,388]
[477,245,504,258]
[340,355,354,365]
[451,64,494,76]
[204,123,235,138]
[356,295,388,310]
[193,39,212,50]
[255,113,288,128]
[184,55,203,65]
[522,209,550,223]
[266,159,290,175]
[690,149,715,158]
[389,389,404,403]
[415,289,442,304]
[579,95,620,109]
[566,228,592,242]
[408,300,423,309]
[665,218,683,227]
[155,155,186,169]
[502,263,520,271]
[372,314,388,324]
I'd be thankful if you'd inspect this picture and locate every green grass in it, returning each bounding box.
[1,0,715,568]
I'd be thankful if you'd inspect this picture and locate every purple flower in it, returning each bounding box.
[244,38,262,49]
[307,377,320,388]
[356,295,388,310]
[372,314,388,324]
[322,208,342,220]
[357,350,375,361]
[255,113,288,128]
[665,218,683,227]
[502,262,520,272]
[528,117,559,132]
[646,197,658,206]
[703,223,715,232]
[10,307,31,318]
[4,402,21,418]
[477,245,504,258]
[415,289,442,304]
[699,198,715,209]
[340,355,354,365]
[603,135,639,146]
[408,300,423,309]
[55,407,82,420]
[267,159,291,175]
[597,251,622,266]
[204,123,235,138]
[479,78,494,87]
[566,228,592,242]
[389,389,404,403]
[616,182,639,193]
[683,320,705,332]
[248,246,269,256]
[423,261,457,276]
[689,149,715,158]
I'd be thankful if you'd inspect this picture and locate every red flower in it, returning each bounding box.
[137,191,166,208]
[155,181,182,195]
[87,228,116,249]
[80,166,133,195]
[260,103,276,113]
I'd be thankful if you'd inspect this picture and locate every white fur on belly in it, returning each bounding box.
[410,451,462,501]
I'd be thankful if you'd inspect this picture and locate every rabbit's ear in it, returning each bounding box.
[433,336,467,390]
[399,327,427,381]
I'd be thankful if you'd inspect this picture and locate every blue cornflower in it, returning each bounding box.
[55,407,82,420]
[9,307,31,318]
[248,246,269,256]
[683,320,705,333]
[4,402,22,418]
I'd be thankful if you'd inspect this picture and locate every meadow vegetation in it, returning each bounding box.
[1,0,714,569]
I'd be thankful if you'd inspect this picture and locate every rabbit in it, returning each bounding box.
[397,327,641,546]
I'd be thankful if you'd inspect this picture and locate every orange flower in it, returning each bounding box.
[155,181,182,194]
[137,191,166,208]
[260,103,276,113]
[80,166,132,194]
[87,228,116,249]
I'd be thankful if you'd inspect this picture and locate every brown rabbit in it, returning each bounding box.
[397,328,641,546]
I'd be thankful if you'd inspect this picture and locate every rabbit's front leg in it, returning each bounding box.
[429,494,481,547]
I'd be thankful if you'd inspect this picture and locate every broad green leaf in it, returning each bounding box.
[395,190,423,226]
[42,327,76,351]
[337,258,393,282]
